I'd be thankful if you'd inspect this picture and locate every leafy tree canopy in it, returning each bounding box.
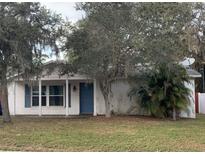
[64,2,195,117]
[65,3,136,117]
[0,2,63,122]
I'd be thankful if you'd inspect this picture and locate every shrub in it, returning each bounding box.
[129,63,191,120]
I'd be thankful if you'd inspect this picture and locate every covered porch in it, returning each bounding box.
[11,76,97,116]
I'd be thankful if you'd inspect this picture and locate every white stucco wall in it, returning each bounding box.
[198,93,205,114]
[8,82,15,115]
[96,79,196,118]
[95,81,105,115]
[95,80,140,115]
[69,81,80,115]
[180,79,196,118]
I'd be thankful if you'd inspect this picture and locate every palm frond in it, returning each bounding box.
[129,62,191,119]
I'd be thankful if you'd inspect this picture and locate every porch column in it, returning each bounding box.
[93,79,97,116]
[39,79,42,116]
[66,76,69,116]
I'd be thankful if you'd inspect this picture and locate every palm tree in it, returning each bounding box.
[129,63,191,120]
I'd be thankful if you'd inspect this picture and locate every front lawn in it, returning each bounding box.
[0,115,205,151]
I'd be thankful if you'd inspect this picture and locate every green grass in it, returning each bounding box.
[0,115,205,151]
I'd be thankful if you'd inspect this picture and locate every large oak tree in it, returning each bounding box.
[65,3,135,117]
[0,2,63,122]
[64,2,194,117]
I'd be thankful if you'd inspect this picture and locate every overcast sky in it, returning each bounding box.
[41,2,85,23]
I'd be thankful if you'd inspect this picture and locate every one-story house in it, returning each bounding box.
[6,61,201,118]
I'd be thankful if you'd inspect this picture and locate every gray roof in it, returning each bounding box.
[187,69,202,78]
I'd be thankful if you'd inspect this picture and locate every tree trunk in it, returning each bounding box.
[104,94,111,118]
[173,107,176,121]
[99,80,111,118]
[0,65,11,123]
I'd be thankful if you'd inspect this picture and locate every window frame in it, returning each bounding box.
[31,85,47,107]
[48,85,64,107]
[31,84,65,107]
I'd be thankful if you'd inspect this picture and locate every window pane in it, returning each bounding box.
[42,86,46,95]
[32,86,39,92]
[42,96,46,106]
[49,96,63,106]
[32,96,46,106]
[32,86,46,95]
[32,86,39,95]
[32,97,39,106]
[49,86,63,95]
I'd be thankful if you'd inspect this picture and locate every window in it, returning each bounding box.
[32,86,47,106]
[31,85,65,107]
[49,85,64,106]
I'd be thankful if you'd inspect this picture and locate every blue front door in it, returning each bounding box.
[80,83,94,114]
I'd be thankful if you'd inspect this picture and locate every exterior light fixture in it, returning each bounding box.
[73,85,77,92]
